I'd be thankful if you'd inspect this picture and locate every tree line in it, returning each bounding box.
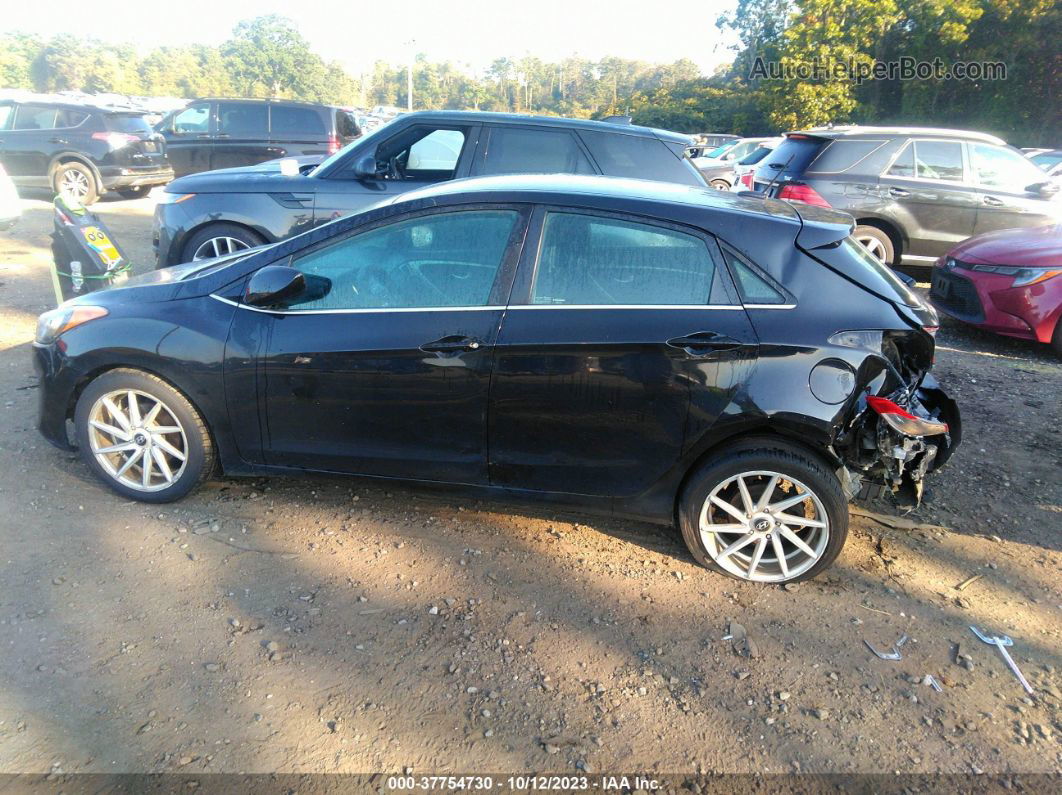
[1,4,1057,145]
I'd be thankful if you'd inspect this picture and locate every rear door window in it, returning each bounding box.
[532,212,722,306]
[218,103,268,136]
[270,105,326,136]
[12,104,58,130]
[912,140,964,182]
[479,127,594,175]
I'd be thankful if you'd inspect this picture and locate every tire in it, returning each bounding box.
[710,179,731,191]
[181,223,264,263]
[53,162,99,205]
[74,368,215,503]
[1052,318,1062,357]
[678,439,848,584]
[118,186,149,199]
[853,225,895,265]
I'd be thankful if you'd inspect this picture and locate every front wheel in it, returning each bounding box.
[678,441,848,583]
[74,369,215,502]
[181,223,264,263]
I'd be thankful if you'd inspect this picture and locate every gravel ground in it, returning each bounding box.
[0,190,1059,777]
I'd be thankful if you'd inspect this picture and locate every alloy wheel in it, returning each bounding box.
[59,169,91,201]
[855,234,888,262]
[698,470,830,582]
[192,236,251,261]
[86,389,188,492]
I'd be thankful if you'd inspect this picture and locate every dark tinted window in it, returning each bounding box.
[809,139,885,172]
[13,104,58,130]
[270,105,326,136]
[288,210,518,310]
[533,213,718,306]
[737,146,772,166]
[104,113,151,134]
[336,110,359,138]
[481,127,593,175]
[913,140,964,182]
[758,136,828,178]
[218,103,268,135]
[887,142,915,177]
[581,130,702,185]
[722,248,787,304]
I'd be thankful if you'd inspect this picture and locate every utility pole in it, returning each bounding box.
[406,39,415,111]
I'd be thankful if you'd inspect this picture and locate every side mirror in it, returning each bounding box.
[1028,180,1060,197]
[352,154,379,179]
[245,265,305,307]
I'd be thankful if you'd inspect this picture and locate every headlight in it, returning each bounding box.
[35,305,108,344]
[968,264,1062,286]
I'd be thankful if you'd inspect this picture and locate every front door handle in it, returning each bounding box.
[666,332,743,355]
[982,195,1004,207]
[888,187,909,197]
[420,335,482,353]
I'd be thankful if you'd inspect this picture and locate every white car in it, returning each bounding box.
[731,137,785,191]
[690,137,773,170]
[0,164,20,231]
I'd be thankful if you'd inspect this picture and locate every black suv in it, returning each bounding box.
[156,99,361,178]
[0,99,173,205]
[153,110,706,266]
[752,126,1061,268]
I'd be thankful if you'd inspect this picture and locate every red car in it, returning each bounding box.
[930,224,1062,353]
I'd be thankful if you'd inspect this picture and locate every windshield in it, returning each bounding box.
[704,141,738,159]
[308,116,402,177]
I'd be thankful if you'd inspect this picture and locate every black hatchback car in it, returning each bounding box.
[36,175,960,584]
[156,98,361,179]
[153,110,705,266]
[0,99,173,204]
[752,126,1062,268]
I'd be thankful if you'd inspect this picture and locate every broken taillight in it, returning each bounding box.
[327,135,341,154]
[777,183,831,207]
[740,173,754,189]
[866,395,948,437]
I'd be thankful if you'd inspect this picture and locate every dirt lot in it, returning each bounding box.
[0,191,1059,779]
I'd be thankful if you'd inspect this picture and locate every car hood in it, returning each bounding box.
[164,158,323,194]
[948,224,1062,267]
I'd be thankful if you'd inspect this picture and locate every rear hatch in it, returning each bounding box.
[335,108,361,146]
[103,113,169,169]
[752,133,830,194]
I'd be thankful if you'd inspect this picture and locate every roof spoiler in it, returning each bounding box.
[792,204,855,250]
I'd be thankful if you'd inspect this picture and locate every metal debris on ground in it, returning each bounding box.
[969,625,1034,695]
[864,633,909,661]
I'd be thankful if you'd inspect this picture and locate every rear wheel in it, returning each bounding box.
[53,162,99,205]
[1051,317,1062,356]
[853,225,895,265]
[710,178,731,191]
[74,369,214,503]
[181,223,264,263]
[678,441,848,583]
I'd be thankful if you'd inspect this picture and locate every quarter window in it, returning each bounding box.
[532,213,720,306]
[283,210,519,311]
[480,128,594,175]
[914,141,964,182]
[723,248,787,305]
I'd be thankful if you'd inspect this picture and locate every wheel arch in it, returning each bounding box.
[176,219,272,264]
[853,216,906,260]
[67,362,224,471]
[49,153,103,194]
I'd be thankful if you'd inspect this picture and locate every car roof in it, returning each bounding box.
[392,110,693,145]
[789,125,1007,145]
[393,173,806,222]
[0,98,144,115]
[194,98,331,108]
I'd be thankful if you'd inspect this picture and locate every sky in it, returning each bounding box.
[6,0,740,77]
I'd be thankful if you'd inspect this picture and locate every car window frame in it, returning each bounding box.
[715,241,796,309]
[506,205,743,310]
[232,202,533,314]
[881,138,970,185]
[967,141,1048,194]
[470,124,599,178]
[805,138,888,174]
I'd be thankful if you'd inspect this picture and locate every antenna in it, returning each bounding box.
[762,152,796,196]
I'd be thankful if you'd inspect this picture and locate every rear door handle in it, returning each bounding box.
[982,195,1004,207]
[888,187,909,197]
[666,332,743,355]
[48,137,69,145]
[420,335,482,353]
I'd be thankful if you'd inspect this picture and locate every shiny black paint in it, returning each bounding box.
[153,111,704,267]
[39,176,958,523]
